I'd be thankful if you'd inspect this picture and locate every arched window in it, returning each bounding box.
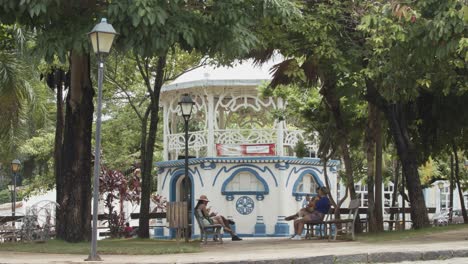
[292,170,323,201]
[295,174,319,194]
[225,171,266,192]
[221,168,269,200]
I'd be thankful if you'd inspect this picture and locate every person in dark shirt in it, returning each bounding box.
[290,186,330,240]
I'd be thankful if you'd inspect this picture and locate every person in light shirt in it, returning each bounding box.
[195,195,242,241]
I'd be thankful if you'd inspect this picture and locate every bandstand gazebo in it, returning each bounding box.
[155,60,339,238]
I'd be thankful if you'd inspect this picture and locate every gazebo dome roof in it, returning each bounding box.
[161,58,280,93]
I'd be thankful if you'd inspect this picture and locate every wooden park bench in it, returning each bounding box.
[384,207,436,230]
[324,199,360,241]
[194,209,223,244]
[305,208,333,240]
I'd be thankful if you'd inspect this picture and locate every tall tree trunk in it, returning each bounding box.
[366,80,428,228]
[384,103,429,228]
[374,109,384,232]
[389,160,400,230]
[320,85,356,200]
[138,56,167,238]
[54,69,65,237]
[366,103,377,232]
[56,52,94,242]
[453,143,468,223]
[449,153,454,222]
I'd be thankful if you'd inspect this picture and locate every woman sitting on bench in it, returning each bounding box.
[288,186,330,240]
[195,195,242,241]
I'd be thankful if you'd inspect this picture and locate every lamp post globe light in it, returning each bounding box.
[10,159,21,228]
[178,94,195,242]
[86,18,117,262]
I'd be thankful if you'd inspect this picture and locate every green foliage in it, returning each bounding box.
[16,131,55,196]
[0,188,25,204]
[294,139,307,158]
[0,24,54,166]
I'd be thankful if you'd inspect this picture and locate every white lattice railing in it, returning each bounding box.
[214,129,276,144]
[283,130,303,148]
[167,131,208,158]
[165,129,318,159]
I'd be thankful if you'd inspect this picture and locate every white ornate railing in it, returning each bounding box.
[165,129,318,159]
[167,131,208,158]
[214,129,276,144]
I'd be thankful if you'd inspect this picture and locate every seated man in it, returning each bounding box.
[285,195,319,221]
[290,186,330,240]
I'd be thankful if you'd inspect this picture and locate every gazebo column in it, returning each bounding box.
[170,110,178,159]
[276,98,285,156]
[163,101,169,161]
[207,94,215,157]
[274,173,290,236]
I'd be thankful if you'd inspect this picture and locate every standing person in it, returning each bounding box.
[195,195,242,241]
[291,187,330,240]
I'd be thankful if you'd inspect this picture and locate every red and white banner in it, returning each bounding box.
[216,144,276,156]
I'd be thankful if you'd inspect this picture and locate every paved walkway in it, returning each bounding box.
[1,229,468,264]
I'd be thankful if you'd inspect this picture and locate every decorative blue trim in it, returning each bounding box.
[226,194,234,201]
[158,167,165,174]
[254,216,266,237]
[156,156,340,168]
[221,168,269,196]
[274,216,290,237]
[154,220,165,239]
[256,194,264,201]
[191,167,204,187]
[291,170,324,198]
[235,196,255,215]
[213,164,277,187]
[200,161,216,170]
[286,166,323,188]
[162,166,204,191]
[275,162,290,170]
[294,192,318,202]
[161,168,173,190]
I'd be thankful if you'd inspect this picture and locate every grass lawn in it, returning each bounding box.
[357,224,468,243]
[0,238,201,255]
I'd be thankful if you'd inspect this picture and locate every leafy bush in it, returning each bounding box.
[294,140,308,158]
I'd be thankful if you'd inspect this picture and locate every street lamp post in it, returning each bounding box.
[178,94,195,242]
[438,181,445,212]
[10,159,21,229]
[86,18,117,262]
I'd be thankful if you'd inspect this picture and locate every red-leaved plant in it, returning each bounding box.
[99,167,141,237]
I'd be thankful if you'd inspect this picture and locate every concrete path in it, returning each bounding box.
[1,229,468,264]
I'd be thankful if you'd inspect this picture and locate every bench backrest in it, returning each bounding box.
[166,202,188,228]
[348,199,360,223]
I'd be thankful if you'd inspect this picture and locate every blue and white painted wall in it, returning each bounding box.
[156,156,339,238]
